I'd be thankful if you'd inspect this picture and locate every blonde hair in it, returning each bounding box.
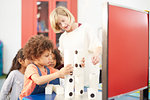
[50,6,75,33]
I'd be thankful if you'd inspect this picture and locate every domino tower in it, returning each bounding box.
[45,49,98,99]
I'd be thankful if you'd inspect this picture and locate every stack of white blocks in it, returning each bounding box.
[45,49,98,99]
[88,73,98,99]
[64,49,75,98]
[64,49,85,98]
[74,50,84,96]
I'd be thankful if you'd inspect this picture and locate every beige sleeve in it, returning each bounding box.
[86,24,102,53]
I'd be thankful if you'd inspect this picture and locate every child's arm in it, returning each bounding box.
[0,71,15,100]
[31,64,73,85]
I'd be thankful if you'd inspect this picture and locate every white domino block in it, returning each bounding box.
[73,49,84,76]
[74,50,78,65]
[45,84,53,94]
[87,88,97,99]
[73,49,85,67]
[75,75,84,95]
[64,49,74,66]
[65,75,74,98]
[89,73,98,90]
[53,85,64,95]
[74,66,83,76]
[73,49,85,95]
[64,49,74,98]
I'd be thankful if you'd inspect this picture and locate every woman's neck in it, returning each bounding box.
[67,22,78,32]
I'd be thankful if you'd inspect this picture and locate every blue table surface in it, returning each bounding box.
[23,86,140,100]
[23,87,96,100]
[23,92,56,100]
[23,92,139,100]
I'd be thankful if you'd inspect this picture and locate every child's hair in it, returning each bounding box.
[23,35,54,61]
[52,49,63,69]
[50,6,75,33]
[6,48,25,78]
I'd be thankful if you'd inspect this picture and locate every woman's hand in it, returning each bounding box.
[92,46,101,65]
[59,64,73,78]
[92,55,100,65]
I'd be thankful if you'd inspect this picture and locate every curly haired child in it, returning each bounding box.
[19,35,73,100]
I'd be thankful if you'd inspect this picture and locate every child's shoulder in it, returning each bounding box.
[10,70,20,75]
[7,70,21,78]
[27,64,36,68]
[26,64,38,72]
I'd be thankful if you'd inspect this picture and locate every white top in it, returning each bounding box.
[0,70,24,100]
[58,23,102,86]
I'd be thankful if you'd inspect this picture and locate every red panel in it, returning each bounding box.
[22,0,35,47]
[70,0,77,22]
[108,5,149,98]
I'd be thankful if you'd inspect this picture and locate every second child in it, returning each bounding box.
[48,49,64,85]
[49,49,63,70]
[0,48,30,100]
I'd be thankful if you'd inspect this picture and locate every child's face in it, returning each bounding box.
[57,15,72,32]
[48,53,56,68]
[37,50,52,66]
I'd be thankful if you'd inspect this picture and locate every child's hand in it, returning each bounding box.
[59,64,73,78]
[80,57,85,67]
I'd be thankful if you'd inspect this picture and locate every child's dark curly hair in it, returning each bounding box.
[23,35,53,60]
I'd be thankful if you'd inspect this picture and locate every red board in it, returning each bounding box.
[22,0,35,47]
[108,5,149,98]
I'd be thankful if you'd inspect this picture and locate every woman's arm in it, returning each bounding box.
[92,46,102,65]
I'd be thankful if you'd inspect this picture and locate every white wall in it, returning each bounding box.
[107,0,150,11]
[0,0,21,74]
[78,0,150,30]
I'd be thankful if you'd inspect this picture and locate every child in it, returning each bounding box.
[49,49,63,70]
[50,6,102,86]
[0,48,30,100]
[19,35,73,100]
[48,48,64,85]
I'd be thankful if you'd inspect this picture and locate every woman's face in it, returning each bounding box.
[48,53,56,68]
[57,15,72,32]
